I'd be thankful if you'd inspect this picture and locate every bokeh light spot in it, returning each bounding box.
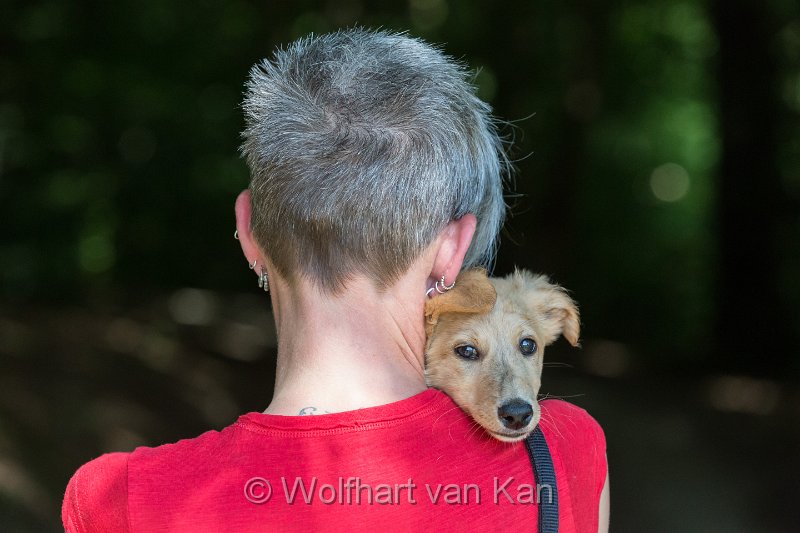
[78,232,115,273]
[707,375,780,415]
[650,162,690,202]
[169,288,219,326]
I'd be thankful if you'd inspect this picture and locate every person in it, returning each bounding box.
[62,29,609,532]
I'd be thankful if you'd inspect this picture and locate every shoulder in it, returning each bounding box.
[539,399,606,452]
[538,399,608,531]
[62,426,234,533]
[62,452,131,533]
[538,399,606,475]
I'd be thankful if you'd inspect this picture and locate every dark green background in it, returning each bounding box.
[1,1,799,531]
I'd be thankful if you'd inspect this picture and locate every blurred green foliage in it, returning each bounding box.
[1,1,798,364]
[2,2,800,532]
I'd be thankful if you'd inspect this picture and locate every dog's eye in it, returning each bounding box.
[519,338,537,355]
[454,344,480,360]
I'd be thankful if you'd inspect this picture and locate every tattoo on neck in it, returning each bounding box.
[298,406,334,415]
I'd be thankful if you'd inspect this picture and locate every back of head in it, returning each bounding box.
[241,28,508,293]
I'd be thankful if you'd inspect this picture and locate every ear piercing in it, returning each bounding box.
[246,259,268,292]
[427,275,455,297]
[239,230,267,291]
[433,275,455,295]
[258,267,269,292]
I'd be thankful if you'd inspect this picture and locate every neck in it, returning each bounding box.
[263,273,429,416]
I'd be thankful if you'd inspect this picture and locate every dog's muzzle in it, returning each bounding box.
[497,399,533,430]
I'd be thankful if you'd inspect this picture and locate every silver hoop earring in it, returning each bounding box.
[258,267,269,292]
[234,230,239,240]
[434,275,455,294]
[248,260,257,270]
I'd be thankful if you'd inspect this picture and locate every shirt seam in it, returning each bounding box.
[73,466,84,533]
[233,396,448,437]
[125,454,132,533]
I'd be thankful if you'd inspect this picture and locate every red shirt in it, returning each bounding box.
[63,390,606,532]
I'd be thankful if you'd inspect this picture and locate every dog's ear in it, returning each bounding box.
[424,269,497,337]
[515,270,580,347]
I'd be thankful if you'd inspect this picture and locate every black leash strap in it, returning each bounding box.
[524,426,559,533]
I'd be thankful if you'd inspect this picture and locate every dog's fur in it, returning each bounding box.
[424,268,580,442]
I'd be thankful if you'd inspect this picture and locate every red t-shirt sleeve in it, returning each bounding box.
[62,452,131,533]
[540,399,608,533]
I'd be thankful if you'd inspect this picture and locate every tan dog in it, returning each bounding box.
[425,268,580,442]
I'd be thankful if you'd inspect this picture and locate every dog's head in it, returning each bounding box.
[424,268,580,442]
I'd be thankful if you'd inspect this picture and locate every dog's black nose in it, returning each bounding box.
[498,400,533,430]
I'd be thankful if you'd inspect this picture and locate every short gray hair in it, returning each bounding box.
[241,29,509,292]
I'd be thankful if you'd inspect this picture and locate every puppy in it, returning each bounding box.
[424,268,580,442]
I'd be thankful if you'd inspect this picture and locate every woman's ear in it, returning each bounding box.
[235,189,262,272]
[428,214,477,290]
